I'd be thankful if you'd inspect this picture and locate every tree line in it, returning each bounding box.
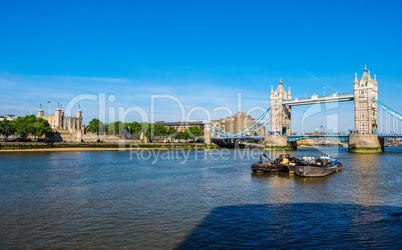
[0,115,53,141]
[86,119,203,141]
[0,116,204,142]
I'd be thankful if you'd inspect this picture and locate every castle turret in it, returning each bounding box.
[77,105,82,118]
[55,103,63,129]
[38,104,44,117]
[76,105,83,130]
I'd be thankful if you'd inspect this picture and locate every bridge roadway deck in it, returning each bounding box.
[282,93,354,106]
[287,134,349,142]
[211,136,265,140]
[378,134,402,138]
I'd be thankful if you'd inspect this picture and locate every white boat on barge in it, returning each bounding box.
[294,153,342,177]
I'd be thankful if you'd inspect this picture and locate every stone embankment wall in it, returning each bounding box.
[348,134,384,153]
[264,135,294,150]
[0,142,207,150]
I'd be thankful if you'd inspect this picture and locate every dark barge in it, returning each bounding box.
[251,153,300,173]
[251,153,342,177]
[294,154,342,177]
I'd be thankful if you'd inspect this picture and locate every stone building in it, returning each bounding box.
[270,79,291,135]
[38,104,83,142]
[38,105,83,131]
[213,112,266,136]
[353,66,378,134]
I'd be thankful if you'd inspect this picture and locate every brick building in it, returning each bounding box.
[155,121,204,132]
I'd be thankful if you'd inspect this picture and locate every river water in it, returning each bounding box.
[0,148,401,249]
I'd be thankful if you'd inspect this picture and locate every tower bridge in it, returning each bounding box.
[205,66,402,153]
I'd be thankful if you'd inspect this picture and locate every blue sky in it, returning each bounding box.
[1,0,402,133]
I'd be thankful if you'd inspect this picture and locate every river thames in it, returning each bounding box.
[1,148,401,249]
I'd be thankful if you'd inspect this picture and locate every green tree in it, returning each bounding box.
[26,115,38,136]
[108,121,126,136]
[14,115,35,139]
[126,121,142,135]
[174,131,184,140]
[86,118,105,134]
[12,115,52,141]
[186,126,203,142]
[0,118,16,141]
[143,123,168,138]
[154,124,168,136]
[174,131,191,141]
[140,122,149,138]
[32,118,53,140]
[167,127,178,137]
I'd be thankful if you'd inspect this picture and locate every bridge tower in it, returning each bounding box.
[270,79,291,135]
[353,65,378,134]
[265,80,294,150]
[350,66,383,153]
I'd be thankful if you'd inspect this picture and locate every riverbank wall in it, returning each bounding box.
[0,142,207,152]
[264,135,295,150]
[348,134,384,153]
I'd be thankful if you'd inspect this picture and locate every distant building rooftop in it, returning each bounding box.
[0,114,18,121]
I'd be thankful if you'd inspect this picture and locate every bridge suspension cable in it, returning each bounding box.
[210,128,226,136]
[252,118,271,133]
[373,98,402,122]
[373,98,402,135]
[229,107,271,136]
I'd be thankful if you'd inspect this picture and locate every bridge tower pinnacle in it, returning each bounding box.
[353,66,378,134]
[270,79,291,135]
